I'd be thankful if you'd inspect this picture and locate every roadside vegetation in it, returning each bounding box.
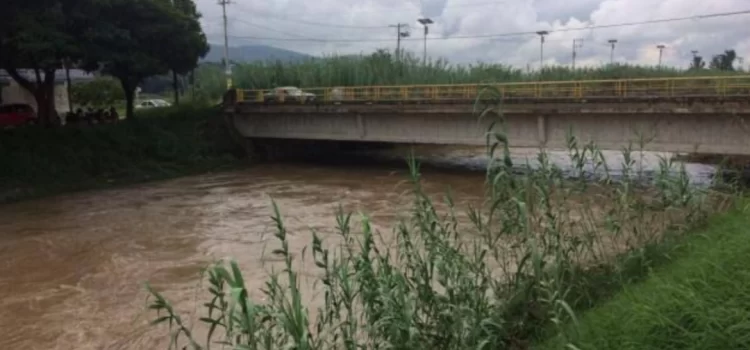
[539,204,750,349]
[146,90,740,349]
[191,49,745,98]
[0,103,244,203]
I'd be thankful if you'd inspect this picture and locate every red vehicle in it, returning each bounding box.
[0,103,37,128]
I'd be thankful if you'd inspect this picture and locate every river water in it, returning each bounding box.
[0,146,716,349]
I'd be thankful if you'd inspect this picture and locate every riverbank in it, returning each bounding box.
[0,103,246,204]
[540,202,750,349]
[143,136,737,349]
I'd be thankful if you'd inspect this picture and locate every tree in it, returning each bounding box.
[0,0,81,126]
[709,49,737,71]
[690,56,705,70]
[81,0,208,119]
[162,0,209,105]
[81,0,174,119]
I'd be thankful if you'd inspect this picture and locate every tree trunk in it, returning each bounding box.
[42,69,57,126]
[65,61,73,113]
[120,79,136,120]
[190,69,196,98]
[5,67,58,126]
[172,70,180,105]
[34,91,51,127]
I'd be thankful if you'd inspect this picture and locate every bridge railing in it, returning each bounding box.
[235,76,750,104]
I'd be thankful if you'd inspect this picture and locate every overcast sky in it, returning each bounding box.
[197,0,750,69]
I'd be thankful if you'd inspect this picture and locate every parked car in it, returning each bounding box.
[0,103,37,128]
[263,87,316,103]
[136,99,171,109]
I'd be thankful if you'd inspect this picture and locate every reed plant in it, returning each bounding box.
[146,86,732,349]
[196,50,742,98]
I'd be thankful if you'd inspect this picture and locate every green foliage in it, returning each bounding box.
[158,0,209,105]
[709,49,737,71]
[690,56,706,70]
[0,103,243,203]
[70,77,125,108]
[0,0,83,124]
[540,204,750,350]
[1,0,208,120]
[81,0,183,118]
[146,100,728,349]
[210,50,745,91]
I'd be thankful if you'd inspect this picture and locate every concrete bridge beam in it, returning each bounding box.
[228,102,750,155]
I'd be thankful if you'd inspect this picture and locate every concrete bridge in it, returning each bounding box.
[224,76,750,155]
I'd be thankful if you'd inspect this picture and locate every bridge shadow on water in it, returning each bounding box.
[247,139,738,188]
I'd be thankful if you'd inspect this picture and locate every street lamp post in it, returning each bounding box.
[656,44,666,67]
[417,18,433,65]
[536,30,549,71]
[608,39,618,65]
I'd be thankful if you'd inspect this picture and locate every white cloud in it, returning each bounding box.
[198,0,750,69]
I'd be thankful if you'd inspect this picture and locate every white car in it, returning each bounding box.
[263,87,316,103]
[136,99,172,109]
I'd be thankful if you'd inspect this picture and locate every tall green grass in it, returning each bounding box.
[196,50,743,98]
[539,203,750,350]
[0,103,243,203]
[146,90,734,349]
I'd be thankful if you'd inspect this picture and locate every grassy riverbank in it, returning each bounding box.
[146,128,737,349]
[539,203,750,349]
[0,103,245,204]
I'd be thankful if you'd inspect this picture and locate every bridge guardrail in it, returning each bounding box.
[235,76,750,104]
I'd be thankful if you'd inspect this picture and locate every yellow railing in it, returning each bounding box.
[236,76,750,104]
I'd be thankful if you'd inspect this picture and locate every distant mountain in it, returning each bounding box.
[202,44,312,63]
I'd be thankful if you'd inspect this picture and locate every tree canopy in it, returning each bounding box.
[1,0,208,122]
[690,56,706,70]
[709,50,737,71]
[0,0,81,125]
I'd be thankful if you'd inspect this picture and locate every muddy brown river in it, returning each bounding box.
[0,147,715,349]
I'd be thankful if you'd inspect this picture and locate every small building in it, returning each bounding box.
[0,69,95,114]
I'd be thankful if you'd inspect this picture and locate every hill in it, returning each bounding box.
[202,44,311,63]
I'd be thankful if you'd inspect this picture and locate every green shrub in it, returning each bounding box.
[0,103,242,202]
[194,51,742,92]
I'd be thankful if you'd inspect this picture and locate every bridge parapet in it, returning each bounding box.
[235,76,750,105]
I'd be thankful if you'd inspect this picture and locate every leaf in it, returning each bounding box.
[150,316,171,325]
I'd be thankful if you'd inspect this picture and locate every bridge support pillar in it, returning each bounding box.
[537,115,548,147]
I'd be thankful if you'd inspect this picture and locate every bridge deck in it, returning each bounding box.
[227,76,750,156]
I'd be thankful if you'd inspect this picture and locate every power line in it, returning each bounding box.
[226,17,314,39]
[228,1,509,31]
[232,2,390,29]
[225,9,750,43]
[444,1,509,9]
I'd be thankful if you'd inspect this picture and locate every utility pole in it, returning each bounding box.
[536,31,548,72]
[656,44,666,67]
[389,23,409,60]
[219,0,232,89]
[572,38,583,70]
[608,39,618,65]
